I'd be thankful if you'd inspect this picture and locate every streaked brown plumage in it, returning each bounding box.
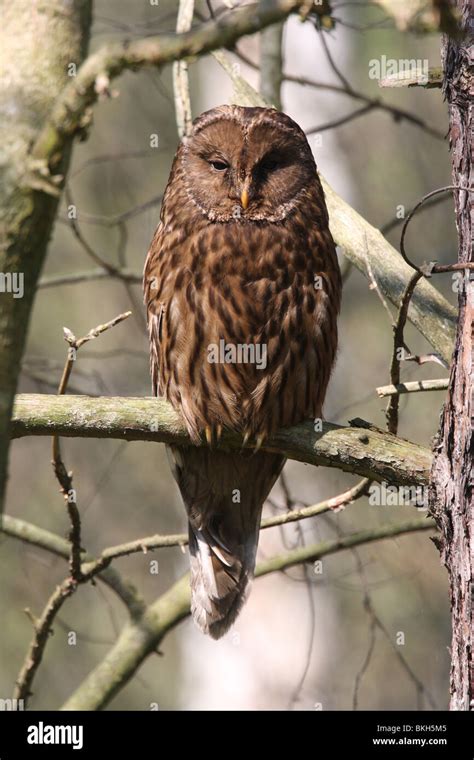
[144,105,341,638]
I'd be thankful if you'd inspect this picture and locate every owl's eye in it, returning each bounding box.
[254,153,281,178]
[260,158,278,172]
[209,159,229,172]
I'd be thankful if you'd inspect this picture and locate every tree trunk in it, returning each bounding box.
[430,0,473,711]
[0,0,92,514]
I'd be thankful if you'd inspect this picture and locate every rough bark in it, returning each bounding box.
[429,0,473,711]
[0,0,93,515]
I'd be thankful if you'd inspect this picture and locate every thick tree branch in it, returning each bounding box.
[11,394,432,487]
[32,0,311,168]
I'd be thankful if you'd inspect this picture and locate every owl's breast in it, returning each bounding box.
[145,213,340,441]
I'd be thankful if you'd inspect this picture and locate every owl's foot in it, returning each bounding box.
[241,430,266,453]
[204,424,223,447]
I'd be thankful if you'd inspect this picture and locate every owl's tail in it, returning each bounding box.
[167,445,284,639]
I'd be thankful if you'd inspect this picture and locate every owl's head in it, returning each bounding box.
[180,105,317,223]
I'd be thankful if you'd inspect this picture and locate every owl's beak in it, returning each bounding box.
[240,188,249,210]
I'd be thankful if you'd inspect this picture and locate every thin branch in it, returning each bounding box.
[381,192,450,236]
[51,312,131,579]
[352,609,377,710]
[233,46,445,140]
[318,29,351,90]
[69,312,132,351]
[57,193,163,228]
[376,379,449,398]
[379,67,443,89]
[15,313,132,705]
[31,1,318,168]
[400,185,474,275]
[255,517,436,576]
[306,103,375,134]
[351,552,438,710]
[386,271,424,435]
[64,187,121,275]
[14,578,78,703]
[261,477,371,528]
[38,268,142,289]
[0,514,146,615]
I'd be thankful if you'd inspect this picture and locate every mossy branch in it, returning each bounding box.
[11,394,432,487]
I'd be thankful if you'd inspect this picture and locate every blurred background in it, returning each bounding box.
[1,0,455,709]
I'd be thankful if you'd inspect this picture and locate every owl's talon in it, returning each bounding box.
[216,424,223,442]
[254,434,265,452]
[205,426,213,446]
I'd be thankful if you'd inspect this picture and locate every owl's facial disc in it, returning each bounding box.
[181,110,316,223]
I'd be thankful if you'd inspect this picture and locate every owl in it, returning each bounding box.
[144,105,341,639]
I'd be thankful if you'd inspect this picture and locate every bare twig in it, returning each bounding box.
[64,186,121,275]
[51,311,131,579]
[38,269,142,289]
[386,271,424,434]
[14,578,78,703]
[58,193,163,228]
[262,477,371,528]
[352,606,377,710]
[379,68,443,89]
[376,379,449,398]
[381,192,450,236]
[306,103,375,134]
[400,185,474,275]
[233,46,445,140]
